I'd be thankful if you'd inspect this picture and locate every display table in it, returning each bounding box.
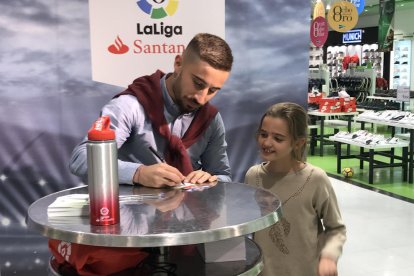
[27,182,282,275]
[329,136,409,184]
[308,111,359,156]
[356,117,414,183]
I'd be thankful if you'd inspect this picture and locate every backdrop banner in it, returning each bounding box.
[378,0,395,52]
[89,0,225,87]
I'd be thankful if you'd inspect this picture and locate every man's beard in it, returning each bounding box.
[172,77,196,114]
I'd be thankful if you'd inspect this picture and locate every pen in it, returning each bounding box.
[149,146,186,186]
[149,146,165,163]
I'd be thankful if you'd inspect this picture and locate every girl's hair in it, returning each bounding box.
[257,102,308,161]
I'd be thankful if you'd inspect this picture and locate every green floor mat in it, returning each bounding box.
[307,145,414,201]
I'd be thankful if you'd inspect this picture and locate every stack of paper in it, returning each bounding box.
[47,194,164,218]
[47,194,89,217]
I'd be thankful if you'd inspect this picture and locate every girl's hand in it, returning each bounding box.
[318,256,338,276]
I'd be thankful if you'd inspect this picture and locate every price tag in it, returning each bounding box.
[396,86,410,102]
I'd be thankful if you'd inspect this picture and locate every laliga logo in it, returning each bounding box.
[137,0,179,19]
[108,36,129,54]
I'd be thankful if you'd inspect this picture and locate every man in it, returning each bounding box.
[69,33,233,187]
[49,33,234,276]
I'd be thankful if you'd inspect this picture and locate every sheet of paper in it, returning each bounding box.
[173,182,216,190]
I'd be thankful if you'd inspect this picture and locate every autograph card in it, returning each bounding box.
[174,182,199,190]
[173,182,217,191]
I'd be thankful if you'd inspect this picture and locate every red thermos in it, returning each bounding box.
[87,116,120,226]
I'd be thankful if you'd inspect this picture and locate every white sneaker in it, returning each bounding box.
[334,131,349,138]
[387,137,399,144]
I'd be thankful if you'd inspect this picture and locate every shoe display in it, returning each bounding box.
[392,40,410,89]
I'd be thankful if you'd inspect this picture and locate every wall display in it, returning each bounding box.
[326,43,384,79]
[326,45,364,78]
[309,65,330,94]
[309,44,324,69]
[321,27,386,82]
[391,39,411,89]
[330,69,375,101]
[361,43,384,78]
[327,45,347,78]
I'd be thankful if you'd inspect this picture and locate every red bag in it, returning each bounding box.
[48,239,149,276]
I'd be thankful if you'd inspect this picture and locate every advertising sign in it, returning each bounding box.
[327,1,358,33]
[313,0,325,19]
[310,17,328,47]
[378,0,395,52]
[89,0,225,87]
[396,86,410,102]
[343,29,362,44]
[350,0,365,15]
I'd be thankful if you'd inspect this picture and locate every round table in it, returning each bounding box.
[28,181,282,275]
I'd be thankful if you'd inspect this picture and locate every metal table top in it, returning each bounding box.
[27,182,281,247]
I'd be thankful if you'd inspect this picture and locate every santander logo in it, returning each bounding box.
[108,35,129,54]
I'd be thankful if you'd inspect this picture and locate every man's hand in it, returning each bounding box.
[134,164,185,188]
[185,170,218,184]
[318,256,338,276]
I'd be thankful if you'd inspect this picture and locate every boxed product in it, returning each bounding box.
[308,93,323,104]
[342,97,356,112]
[319,97,343,113]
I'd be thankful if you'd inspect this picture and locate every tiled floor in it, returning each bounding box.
[331,177,414,276]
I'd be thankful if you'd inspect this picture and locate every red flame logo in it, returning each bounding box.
[108,36,129,54]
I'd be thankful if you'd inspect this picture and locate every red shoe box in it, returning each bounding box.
[342,97,356,112]
[308,93,323,104]
[319,97,343,113]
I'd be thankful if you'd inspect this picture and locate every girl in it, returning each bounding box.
[245,102,346,276]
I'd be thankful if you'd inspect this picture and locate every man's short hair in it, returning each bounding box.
[184,33,233,72]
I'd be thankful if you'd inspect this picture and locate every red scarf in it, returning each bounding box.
[115,70,218,175]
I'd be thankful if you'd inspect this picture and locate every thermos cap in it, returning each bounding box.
[88,116,115,141]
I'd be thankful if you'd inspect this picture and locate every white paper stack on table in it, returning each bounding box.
[47,194,90,217]
[47,193,163,218]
